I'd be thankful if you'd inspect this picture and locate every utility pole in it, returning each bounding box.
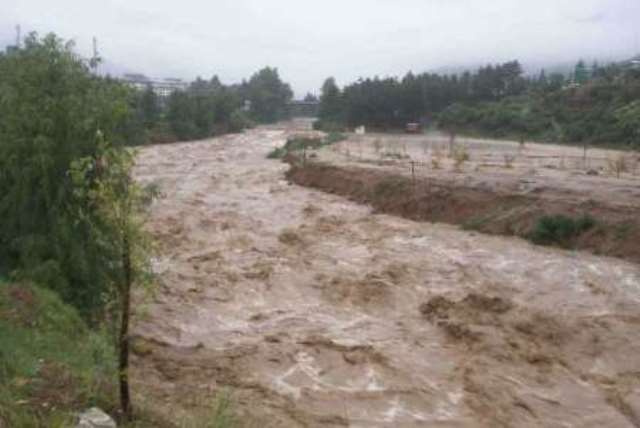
[91,37,100,72]
[15,24,21,48]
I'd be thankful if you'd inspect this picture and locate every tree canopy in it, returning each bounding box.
[243,67,293,123]
[0,33,140,314]
[316,59,640,147]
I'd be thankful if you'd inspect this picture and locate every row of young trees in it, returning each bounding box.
[316,60,640,147]
[132,67,293,143]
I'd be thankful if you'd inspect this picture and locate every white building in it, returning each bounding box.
[122,74,189,98]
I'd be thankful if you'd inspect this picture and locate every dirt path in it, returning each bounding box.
[132,122,640,427]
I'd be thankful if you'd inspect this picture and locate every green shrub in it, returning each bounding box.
[228,110,255,133]
[527,214,596,247]
[266,147,288,159]
[267,134,343,159]
[0,33,138,316]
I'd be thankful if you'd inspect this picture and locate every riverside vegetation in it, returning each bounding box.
[315,60,640,149]
[0,32,289,427]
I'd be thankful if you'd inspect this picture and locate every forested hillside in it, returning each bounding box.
[316,60,640,148]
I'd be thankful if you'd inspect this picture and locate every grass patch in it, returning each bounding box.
[0,280,117,427]
[267,133,346,159]
[527,214,596,247]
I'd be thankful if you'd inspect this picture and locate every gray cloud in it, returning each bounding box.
[3,0,640,96]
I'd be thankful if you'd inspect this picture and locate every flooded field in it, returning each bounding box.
[315,131,640,209]
[132,122,640,427]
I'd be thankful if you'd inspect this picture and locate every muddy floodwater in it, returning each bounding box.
[133,122,640,427]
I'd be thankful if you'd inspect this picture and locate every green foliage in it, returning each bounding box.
[614,101,640,148]
[203,392,236,428]
[177,391,237,428]
[69,138,154,295]
[228,109,255,133]
[317,58,640,148]
[317,61,527,130]
[163,72,277,141]
[318,77,344,124]
[244,67,293,124]
[166,90,201,140]
[0,32,142,316]
[139,85,161,129]
[0,281,117,427]
[436,66,640,146]
[267,134,344,159]
[266,147,288,159]
[527,214,596,247]
[574,60,590,85]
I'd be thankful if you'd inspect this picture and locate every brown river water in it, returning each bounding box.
[132,121,640,427]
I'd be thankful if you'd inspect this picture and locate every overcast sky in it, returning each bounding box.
[2,0,640,96]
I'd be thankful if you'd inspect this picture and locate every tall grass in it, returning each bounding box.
[0,281,117,427]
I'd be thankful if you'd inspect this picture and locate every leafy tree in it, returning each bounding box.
[317,77,343,125]
[0,33,137,315]
[166,91,198,140]
[139,84,160,128]
[245,67,293,123]
[574,60,590,84]
[615,101,640,147]
[548,72,566,91]
[164,76,251,139]
[69,139,153,421]
[0,32,154,420]
[316,57,640,147]
[304,92,318,102]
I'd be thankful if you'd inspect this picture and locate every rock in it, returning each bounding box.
[76,408,116,428]
[586,169,599,176]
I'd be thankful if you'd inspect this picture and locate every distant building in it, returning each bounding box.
[121,73,189,99]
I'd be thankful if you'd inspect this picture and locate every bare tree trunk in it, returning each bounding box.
[119,233,132,421]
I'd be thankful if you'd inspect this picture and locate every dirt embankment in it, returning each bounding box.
[286,160,640,264]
